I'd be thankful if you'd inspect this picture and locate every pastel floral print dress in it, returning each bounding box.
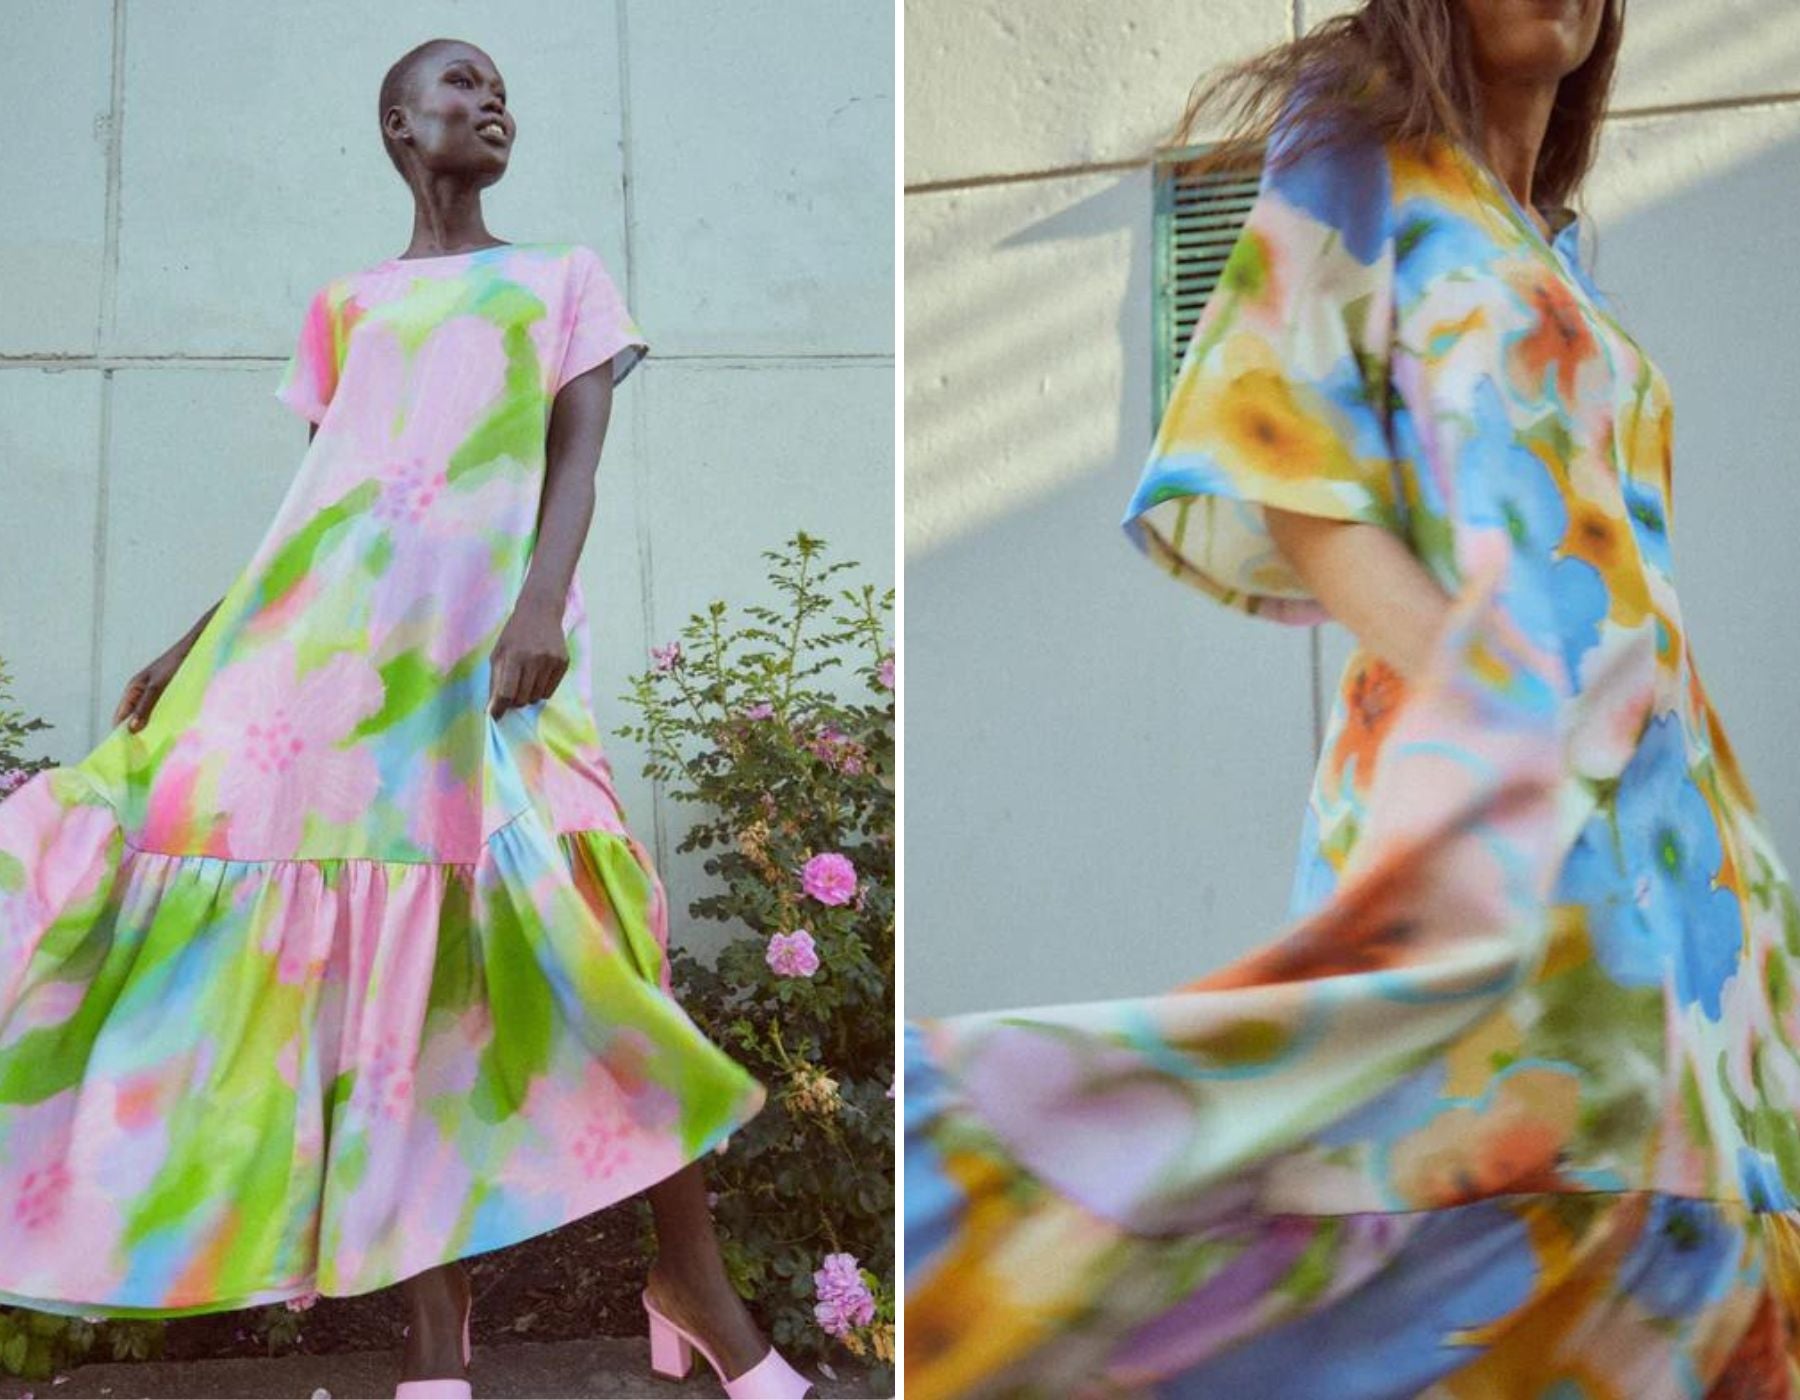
[905,116,1800,1399]
[0,242,764,1317]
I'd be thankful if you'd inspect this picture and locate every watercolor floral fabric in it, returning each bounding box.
[0,242,763,1317]
[905,118,1800,1398]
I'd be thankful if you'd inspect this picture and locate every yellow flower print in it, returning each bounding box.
[1561,497,1649,627]
[1169,354,1360,486]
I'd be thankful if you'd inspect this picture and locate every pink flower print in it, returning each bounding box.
[13,1161,72,1231]
[372,454,450,526]
[354,1031,417,1121]
[569,1092,639,1183]
[323,315,524,670]
[370,493,519,672]
[651,642,682,674]
[877,654,894,690]
[801,852,857,907]
[204,642,384,858]
[335,314,508,476]
[766,930,820,978]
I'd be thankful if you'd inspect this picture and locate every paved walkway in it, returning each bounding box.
[0,1339,878,1399]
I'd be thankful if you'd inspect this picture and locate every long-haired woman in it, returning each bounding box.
[906,2,1800,1394]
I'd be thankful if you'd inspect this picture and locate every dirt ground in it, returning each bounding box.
[3,1201,884,1395]
[162,1203,659,1361]
[0,1335,878,1398]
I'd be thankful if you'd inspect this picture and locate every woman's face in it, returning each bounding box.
[390,43,514,186]
[1459,0,1607,84]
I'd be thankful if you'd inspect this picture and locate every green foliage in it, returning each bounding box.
[252,1301,307,1354]
[0,1309,163,1381]
[619,532,894,1389]
[0,655,55,795]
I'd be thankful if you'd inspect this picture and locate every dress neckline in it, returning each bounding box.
[376,241,518,267]
[1452,143,1580,267]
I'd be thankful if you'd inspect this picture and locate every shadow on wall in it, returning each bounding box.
[907,169,1320,1019]
[903,113,1800,1020]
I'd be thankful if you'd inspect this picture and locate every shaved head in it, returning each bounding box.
[378,38,479,176]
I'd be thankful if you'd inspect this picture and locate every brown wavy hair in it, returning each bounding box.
[1156,0,1627,219]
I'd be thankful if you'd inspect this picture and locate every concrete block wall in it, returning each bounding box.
[906,0,1800,1015]
[0,0,894,958]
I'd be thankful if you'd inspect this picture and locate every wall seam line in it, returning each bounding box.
[89,0,128,747]
[614,0,667,876]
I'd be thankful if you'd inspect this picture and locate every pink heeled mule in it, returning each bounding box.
[394,1289,473,1398]
[643,1289,817,1398]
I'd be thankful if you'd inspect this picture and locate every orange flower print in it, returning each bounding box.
[1328,655,1409,795]
[1388,134,1469,204]
[1510,269,1599,405]
[1388,1065,1582,1208]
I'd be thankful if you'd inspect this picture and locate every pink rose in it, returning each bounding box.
[808,725,868,776]
[812,1252,876,1338]
[801,852,857,906]
[766,930,821,978]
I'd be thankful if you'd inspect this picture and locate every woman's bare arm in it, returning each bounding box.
[1264,506,1454,683]
[485,362,618,717]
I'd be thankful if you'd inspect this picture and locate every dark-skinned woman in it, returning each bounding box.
[0,36,811,1400]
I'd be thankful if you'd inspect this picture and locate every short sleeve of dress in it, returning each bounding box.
[1121,118,1404,624]
[273,283,342,425]
[554,245,650,395]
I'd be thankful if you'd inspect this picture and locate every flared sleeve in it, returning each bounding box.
[553,245,649,395]
[273,282,344,426]
[1122,118,1404,624]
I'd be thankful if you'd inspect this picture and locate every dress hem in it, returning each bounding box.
[0,1091,759,1321]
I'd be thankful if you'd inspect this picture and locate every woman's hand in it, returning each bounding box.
[113,639,195,733]
[488,599,570,718]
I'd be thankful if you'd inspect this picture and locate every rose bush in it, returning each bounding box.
[620,532,894,1389]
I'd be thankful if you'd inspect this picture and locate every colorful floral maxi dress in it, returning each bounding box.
[0,242,764,1316]
[904,118,1800,1398]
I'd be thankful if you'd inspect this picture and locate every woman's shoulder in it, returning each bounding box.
[1260,114,1499,262]
[531,241,608,268]
[1258,111,1398,267]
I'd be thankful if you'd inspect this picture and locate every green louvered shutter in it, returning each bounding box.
[1152,143,1265,428]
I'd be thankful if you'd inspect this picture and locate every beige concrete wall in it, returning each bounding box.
[906,0,1800,1015]
[0,0,894,956]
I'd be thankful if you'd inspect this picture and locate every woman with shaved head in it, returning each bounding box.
[0,34,812,1400]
